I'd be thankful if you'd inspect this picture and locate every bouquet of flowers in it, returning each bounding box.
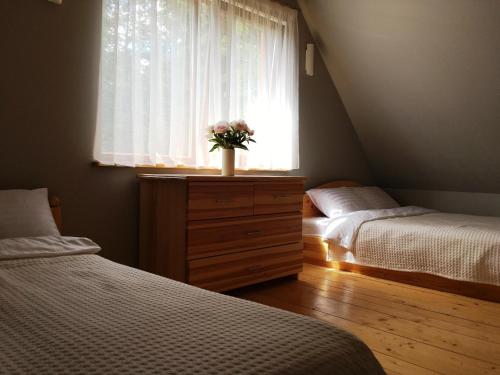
[208,120,256,152]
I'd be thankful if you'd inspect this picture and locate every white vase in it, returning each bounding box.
[221,148,235,176]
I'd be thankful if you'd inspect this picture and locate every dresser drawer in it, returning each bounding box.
[187,214,302,259]
[254,182,304,215]
[188,182,254,220]
[188,243,303,291]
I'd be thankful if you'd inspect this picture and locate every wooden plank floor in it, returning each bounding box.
[230,263,500,375]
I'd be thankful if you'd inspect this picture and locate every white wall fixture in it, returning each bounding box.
[305,43,314,76]
[48,0,62,4]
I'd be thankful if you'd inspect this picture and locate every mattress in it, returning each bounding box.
[0,236,384,375]
[302,216,332,236]
[319,207,500,286]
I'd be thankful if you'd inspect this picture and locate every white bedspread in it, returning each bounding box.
[322,208,500,286]
[322,206,436,249]
[0,236,384,375]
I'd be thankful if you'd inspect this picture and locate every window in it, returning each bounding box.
[95,0,299,170]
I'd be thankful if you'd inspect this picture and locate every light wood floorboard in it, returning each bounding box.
[231,263,500,375]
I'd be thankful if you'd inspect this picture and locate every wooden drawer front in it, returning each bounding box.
[188,243,303,291]
[188,182,254,220]
[254,182,304,215]
[187,214,302,259]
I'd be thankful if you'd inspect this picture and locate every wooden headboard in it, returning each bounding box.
[303,180,362,218]
[49,196,62,233]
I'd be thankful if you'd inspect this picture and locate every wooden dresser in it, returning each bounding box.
[138,174,305,292]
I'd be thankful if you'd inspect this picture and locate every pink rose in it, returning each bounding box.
[232,120,249,132]
[248,129,255,136]
[213,121,229,134]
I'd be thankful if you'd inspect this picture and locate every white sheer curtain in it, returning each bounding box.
[95,0,299,170]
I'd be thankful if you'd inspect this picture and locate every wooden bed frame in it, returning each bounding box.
[303,181,500,303]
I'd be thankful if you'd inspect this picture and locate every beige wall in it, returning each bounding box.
[0,0,371,265]
[299,0,500,214]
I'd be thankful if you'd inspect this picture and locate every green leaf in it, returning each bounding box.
[209,144,219,152]
[233,144,249,151]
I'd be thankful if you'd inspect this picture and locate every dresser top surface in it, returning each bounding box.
[138,174,306,182]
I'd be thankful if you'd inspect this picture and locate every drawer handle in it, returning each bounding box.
[245,230,261,235]
[274,194,290,199]
[246,265,263,273]
[215,198,232,204]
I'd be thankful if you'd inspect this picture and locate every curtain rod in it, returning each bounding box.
[46,0,300,11]
[224,0,298,25]
[46,0,300,12]
[270,0,301,12]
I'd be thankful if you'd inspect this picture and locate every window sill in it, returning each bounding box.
[92,161,293,176]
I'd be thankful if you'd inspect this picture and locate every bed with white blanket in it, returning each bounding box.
[0,189,384,374]
[302,181,500,302]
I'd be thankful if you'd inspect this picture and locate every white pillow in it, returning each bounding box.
[0,188,60,239]
[306,186,399,218]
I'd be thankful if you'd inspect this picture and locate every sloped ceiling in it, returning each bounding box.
[298,0,500,193]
